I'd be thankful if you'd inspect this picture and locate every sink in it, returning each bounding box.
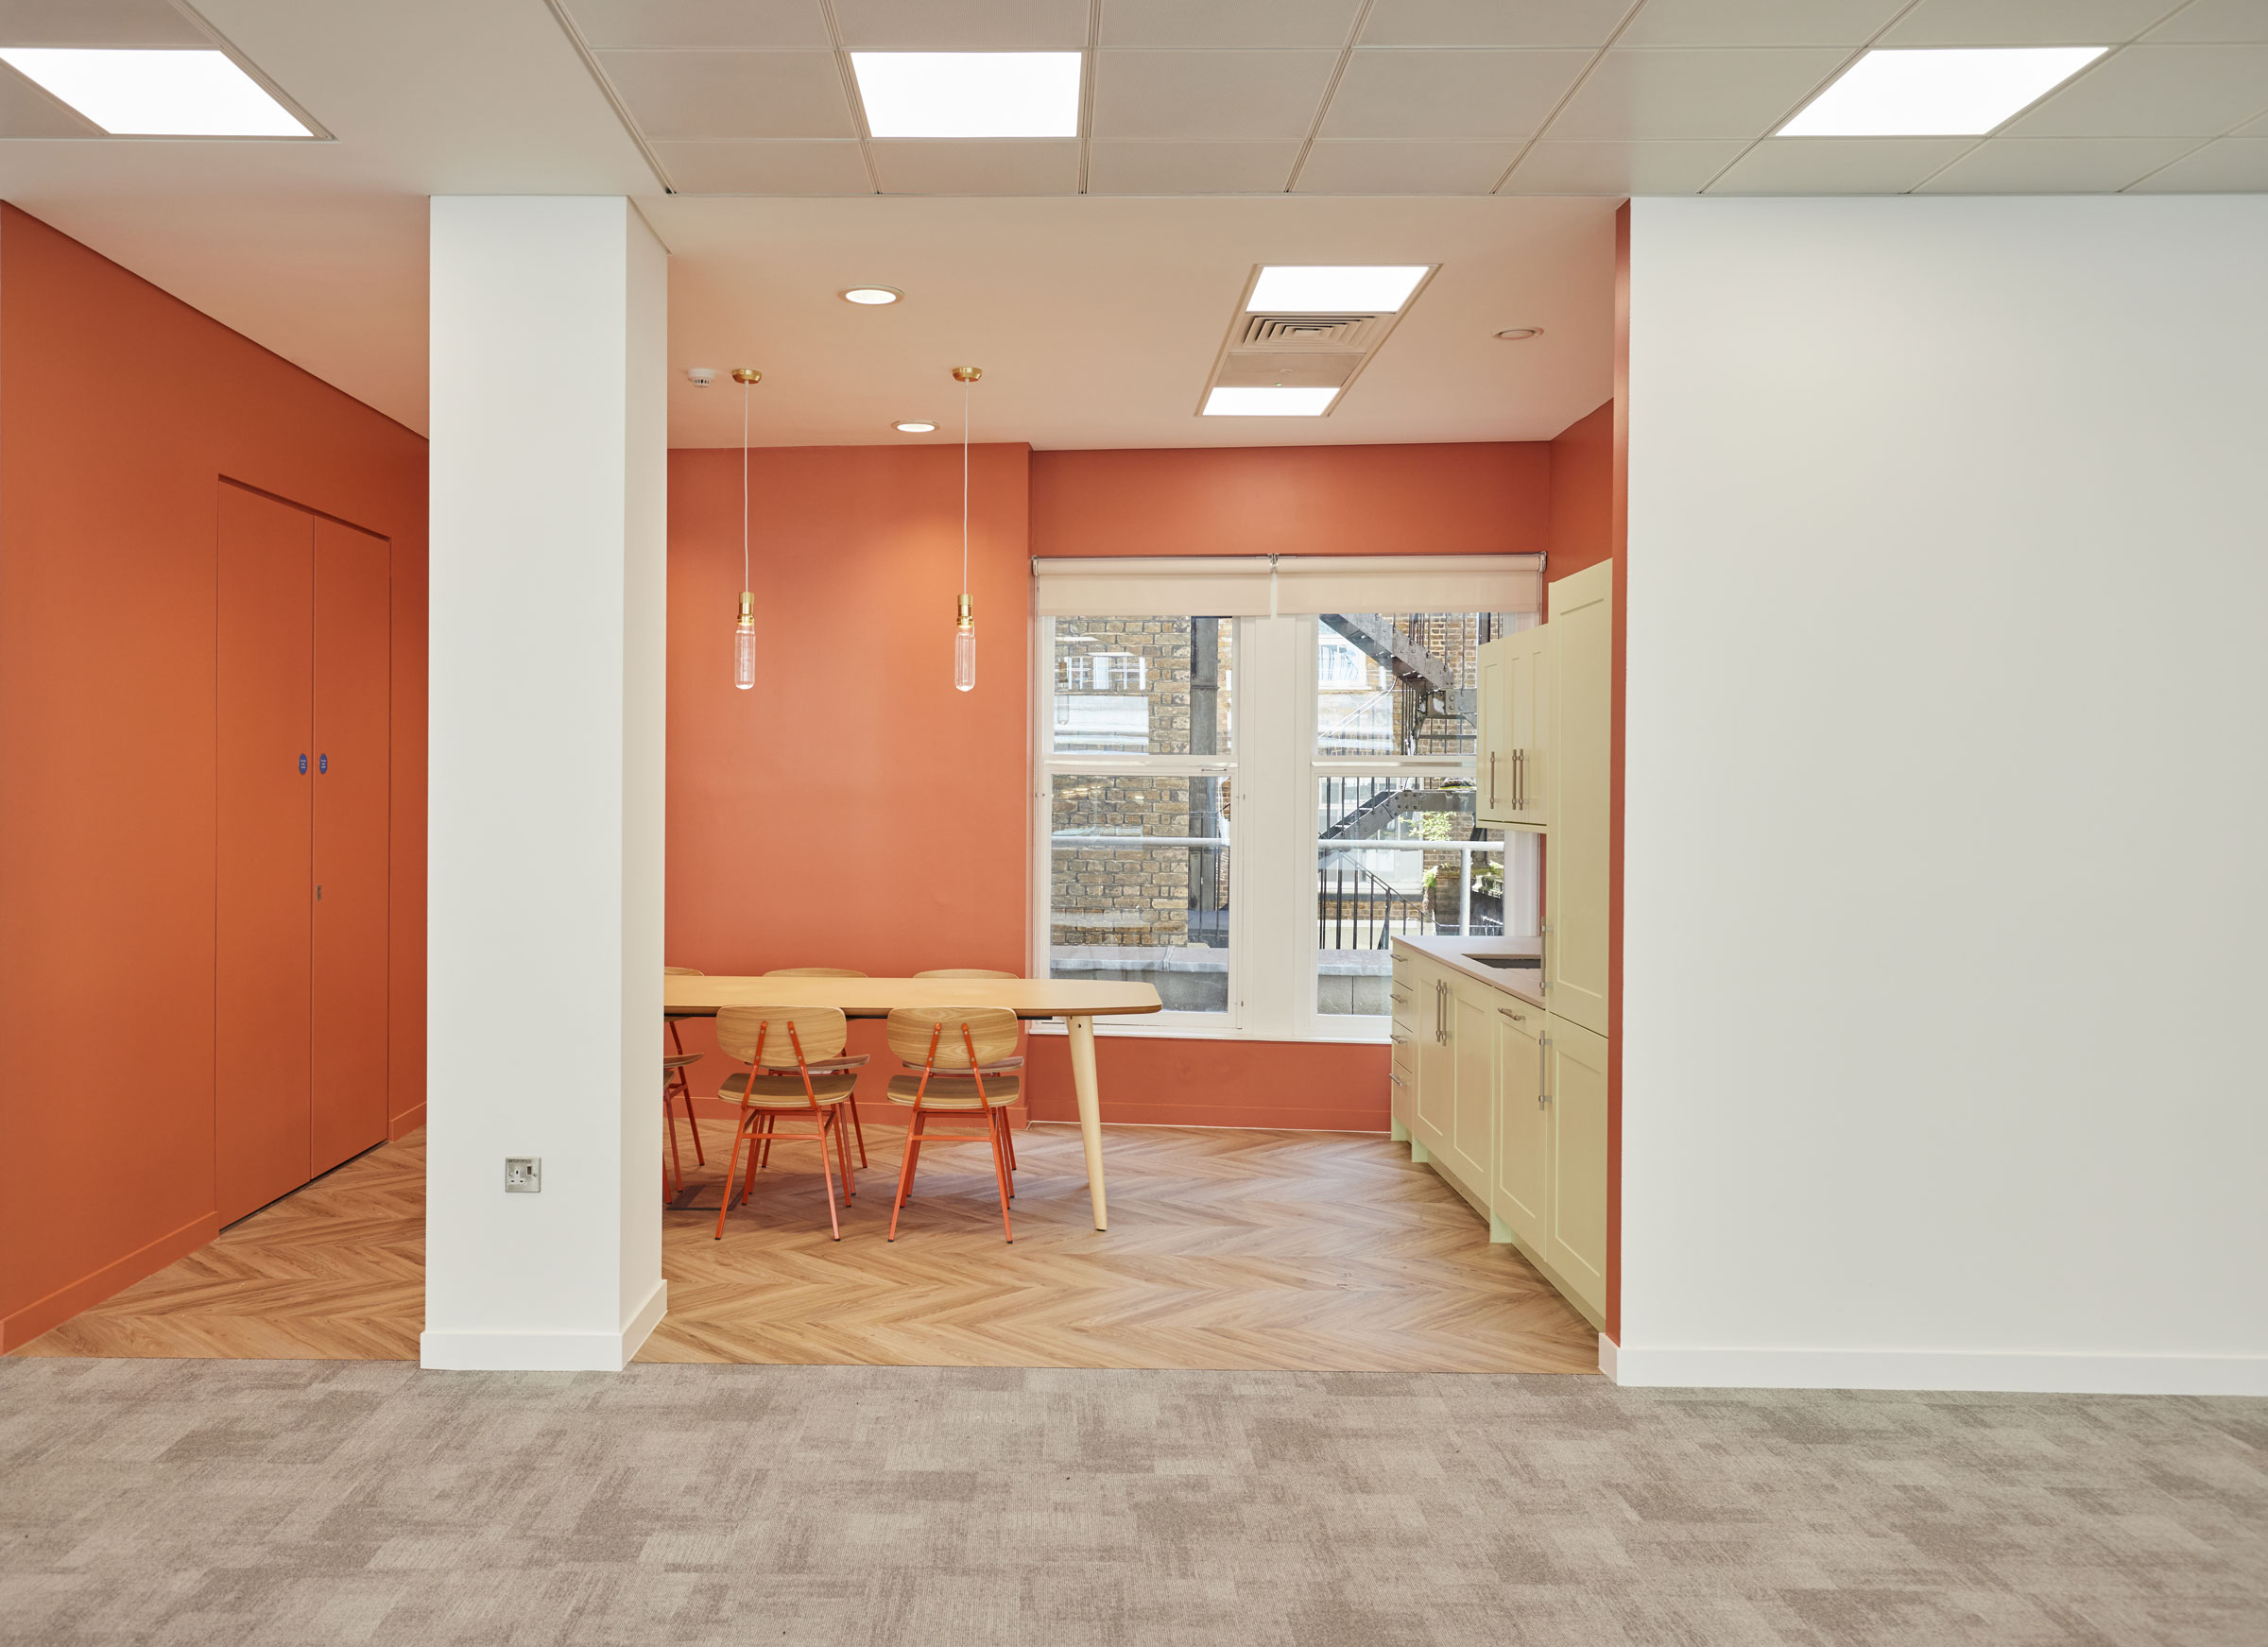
[1467,954,1541,970]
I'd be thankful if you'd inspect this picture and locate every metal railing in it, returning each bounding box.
[1317,838,1503,944]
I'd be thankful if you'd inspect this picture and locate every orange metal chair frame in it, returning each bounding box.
[715,1018,858,1242]
[888,1020,1016,1244]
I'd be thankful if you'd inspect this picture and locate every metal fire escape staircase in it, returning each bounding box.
[1319,613,1469,753]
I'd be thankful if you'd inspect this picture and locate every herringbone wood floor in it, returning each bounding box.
[13,1123,1600,1373]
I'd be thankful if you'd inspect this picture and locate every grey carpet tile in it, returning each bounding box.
[0,1360,2261,1646]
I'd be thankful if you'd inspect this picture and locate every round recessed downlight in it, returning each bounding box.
[894,420,936,434]
[1494,326,1544,341]
[841,286,902,305]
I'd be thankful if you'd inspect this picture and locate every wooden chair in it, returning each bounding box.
[764,969,870,1169]
[884,1006,1022,1244]
[662,966,707,1197]
[911,971,1022,1169]
[711,1005,867,1242]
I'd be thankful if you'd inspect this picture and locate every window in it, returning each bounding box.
[1033,557,1540,1040]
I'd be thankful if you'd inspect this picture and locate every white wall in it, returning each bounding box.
[423,197,667,1370]
[1617,197,2268,1395]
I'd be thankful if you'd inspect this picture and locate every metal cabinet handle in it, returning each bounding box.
[1489,751,1498,809]
[1497,1007,1526,1022]
[1390,1034,1409,1046]
[1389,1072,1406,1088]
[1391,989,1409,1004]
[1538,1035,1551,1109]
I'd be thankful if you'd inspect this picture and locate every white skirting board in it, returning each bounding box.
[1599,1336,2267,1397]
[420,1278,668,1372]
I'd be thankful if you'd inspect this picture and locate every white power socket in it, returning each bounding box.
[505,1157,541,1192]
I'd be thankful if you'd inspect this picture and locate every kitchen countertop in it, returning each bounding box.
[1390,934,1546,1008]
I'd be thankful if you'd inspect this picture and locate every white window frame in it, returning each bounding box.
[1029,558,1541,1045]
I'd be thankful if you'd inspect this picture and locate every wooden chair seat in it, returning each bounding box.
[721,1070,857,1108]
[663,1052,703,1071]
[886,1072,1020,1110]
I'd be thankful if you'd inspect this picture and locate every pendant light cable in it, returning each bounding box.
[951,365,981,692]
[742,372,751,595]
[960,372,971,599]
[730,367,761,691]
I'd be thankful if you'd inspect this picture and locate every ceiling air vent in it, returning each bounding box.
[1240,314,1379,350]
[1198,265,1437,418]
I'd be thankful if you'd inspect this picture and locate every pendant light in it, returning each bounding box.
[952,365,982,693]
[731,367,761,691]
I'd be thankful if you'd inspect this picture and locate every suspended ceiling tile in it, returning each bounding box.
[1319,49,1589,142]
[559,0,830,50]
[1091,50,1338,141]
[1358,0,1633,48]
[2147,0,2268,43]
[2002,44,2268,136]
[0,64,101,135]
[1616,0,1908,49]
[830,0,1089,51]
[1086,140,1300,193]
[1881,0,2186,46]
[0,0,208,46]
[1502,138,1750,195]
[868,139,1080,193]
[1099,0,1364,50]
[595,49,855,141]
[1546,47,1850,140]
[651,139,871,193]
[1915,135,2199,192]
[1706,136,1974,193]
[2124,134,2268,187]
[1294,140,1520,194]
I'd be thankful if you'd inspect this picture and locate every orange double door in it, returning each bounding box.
[215,483,390,1225]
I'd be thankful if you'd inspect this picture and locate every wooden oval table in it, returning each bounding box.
[662,974,1162,1230]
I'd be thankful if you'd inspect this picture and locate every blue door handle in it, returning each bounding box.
[318,753,328,774]
[299,753,308,775]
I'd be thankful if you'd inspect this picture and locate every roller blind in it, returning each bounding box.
[1031,555,1544,618]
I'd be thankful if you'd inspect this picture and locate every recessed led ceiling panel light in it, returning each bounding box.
[851,53,1082,139]
[1778,47,2105,137]
[841,286,902,305]
[1247,266,1431,315]
[1203,386,1339,418]
[894,421,936,433]
[0,48,309,137]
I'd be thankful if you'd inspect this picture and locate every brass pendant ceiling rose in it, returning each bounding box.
[952,366,983,384]
[730,367,763,385]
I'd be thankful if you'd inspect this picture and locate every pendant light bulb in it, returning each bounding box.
[732,367,761,692]
[953,366,982,693]
[735,592,758,692]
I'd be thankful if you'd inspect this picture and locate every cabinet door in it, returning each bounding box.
[311,520,391,1174]
[1476,640,1509,825]
[216,486,313,1224]
[1388,955,1417,1138]
[1503,626,1550,829]
[1489,1001,1548,1251]
[1413,970,1452,1156]
[1544,1017,1610,1318]
[1544,563,1610,1036]
[1444,982,1494,1192]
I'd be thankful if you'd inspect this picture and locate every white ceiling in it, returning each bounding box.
[653,194,1616,449]
[0,1,2260,445]
[560,0,2268,199]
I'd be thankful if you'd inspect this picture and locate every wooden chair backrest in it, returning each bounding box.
[715,1005,848,1068]
[885,1006,1020,1071]
[663,966,704,976]
[914,969,1020,979]
[765,967,868,977]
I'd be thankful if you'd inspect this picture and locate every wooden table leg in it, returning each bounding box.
[1066,1013,1107,1231]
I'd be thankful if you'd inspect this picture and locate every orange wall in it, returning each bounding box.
[668,438,1554,1132]
[0,206,427,1350]
[1546,402,1616,580]
[1032,441,1550,559]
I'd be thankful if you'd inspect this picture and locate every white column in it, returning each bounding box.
[422,197,666,1371]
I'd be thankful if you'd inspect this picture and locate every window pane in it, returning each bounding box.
[1314,777,1504,1017]
[1050,774,1228,1013]
[1051,617,1232,756]
[1314,611,1529,757]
